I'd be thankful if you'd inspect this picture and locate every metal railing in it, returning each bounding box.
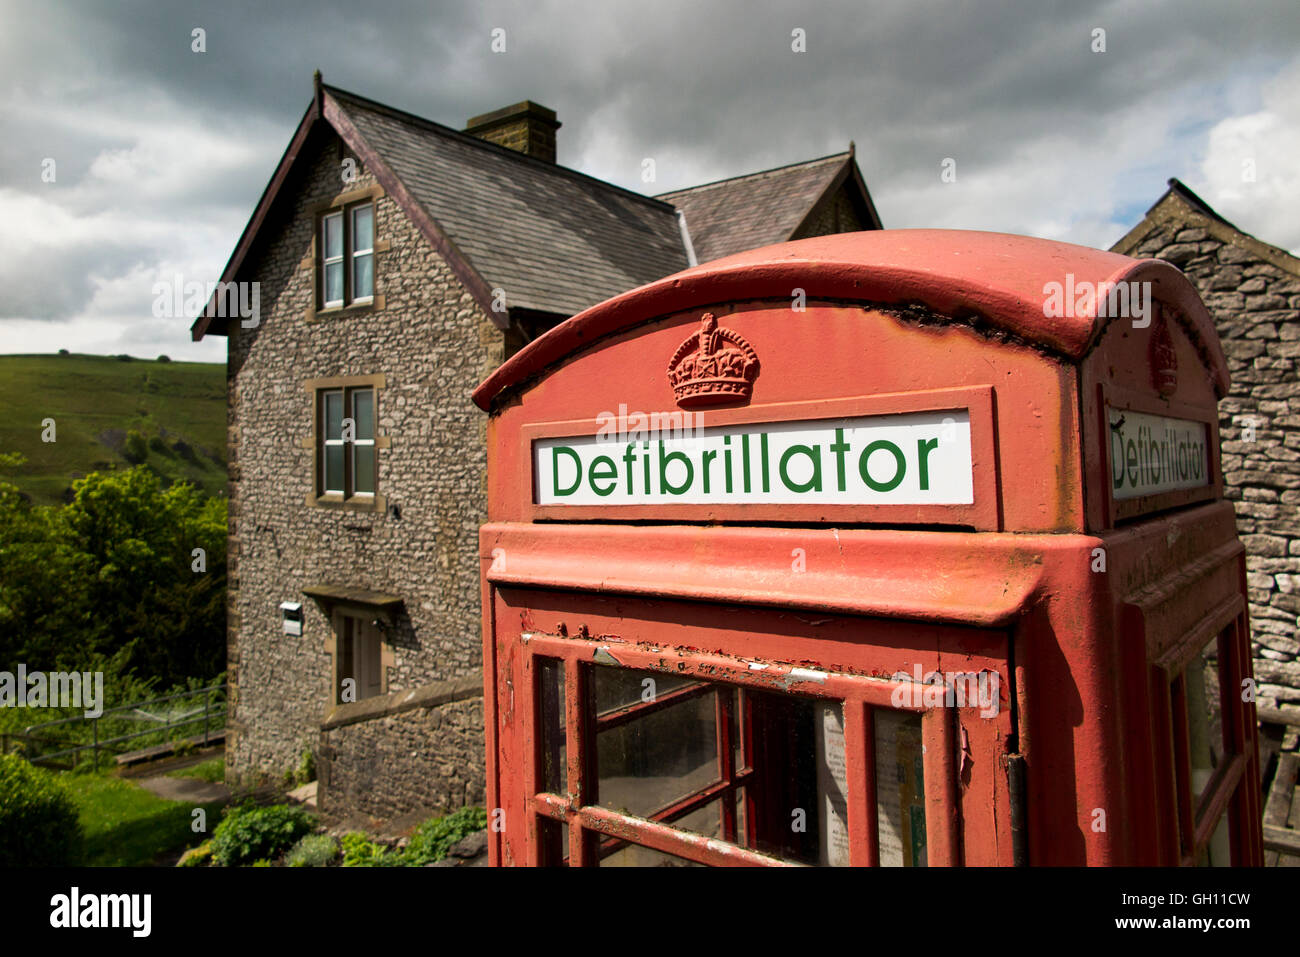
[1,683,226,770]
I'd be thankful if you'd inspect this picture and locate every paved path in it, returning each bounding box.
[136,775,231,804]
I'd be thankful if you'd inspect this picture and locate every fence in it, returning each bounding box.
[1,683,226,770]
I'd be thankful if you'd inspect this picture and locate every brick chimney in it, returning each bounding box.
[465,101,561,163]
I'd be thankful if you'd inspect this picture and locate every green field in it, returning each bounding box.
[0,353,227,504]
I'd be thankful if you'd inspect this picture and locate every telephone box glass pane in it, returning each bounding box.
[592,666,718,819]
[594,666,697,713]
[1196,811,1231,867]
[599,841,704,867]
[875,708,927,867]
[538,816,567,867]
[537,658,566,795]
[569,661,916,865]
[1186,651,1223,802]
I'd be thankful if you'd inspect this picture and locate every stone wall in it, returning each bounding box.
[224,126,502,787]
[318,674,486,819]
[1122,209,1300,709]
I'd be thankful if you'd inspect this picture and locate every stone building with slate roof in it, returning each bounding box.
[1113,180,1300,716]
[192,74,880,819]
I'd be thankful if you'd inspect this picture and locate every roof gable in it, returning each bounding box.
[1112,177,1300,278]
[656,150,882,264]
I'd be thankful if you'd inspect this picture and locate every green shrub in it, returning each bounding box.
[340,832,397,867]
[296,748,315,785]
[156,355,171,363]
[403,806,488,866]
[122,429,148,463]
[286,833,337,867]
[177,840,213,867]
[210,803,315,866]
[0,754,84,866]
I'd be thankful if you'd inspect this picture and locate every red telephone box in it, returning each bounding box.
[473,229,1263,866]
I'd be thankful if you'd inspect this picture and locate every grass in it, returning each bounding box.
[62,771,226,866]
[166,755,225,783]
[0,353,226,505]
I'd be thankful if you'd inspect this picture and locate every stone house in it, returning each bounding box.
[191,74,883,820]
[1113,179,1300,715]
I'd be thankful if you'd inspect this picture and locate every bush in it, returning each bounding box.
[0,754,84,866]
[340,832,397,867]
[116,353,133,362]
[58,348,69,355]
[156,355,171,363]
[122,430,148,464]
[177,840,213,867]
[210,803,315,866]
[403,806,488,865]
[286,833,337,867]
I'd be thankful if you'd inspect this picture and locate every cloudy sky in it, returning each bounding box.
[1,0,1297,362]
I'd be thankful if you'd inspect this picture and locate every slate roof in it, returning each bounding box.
[193,81,878,339]
[656,152,856,264]
[331,87,689,318]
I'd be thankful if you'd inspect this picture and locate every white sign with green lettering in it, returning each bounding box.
[1109,407,1209,500]
[534,410,973,506]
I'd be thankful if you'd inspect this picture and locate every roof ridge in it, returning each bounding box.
[1161,177,1236,229]
[654,150,850,198]
[323,84,678,214]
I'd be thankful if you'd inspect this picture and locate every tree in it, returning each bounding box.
[0,467,227,689]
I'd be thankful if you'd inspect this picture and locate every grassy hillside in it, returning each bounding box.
[0,353,226,504]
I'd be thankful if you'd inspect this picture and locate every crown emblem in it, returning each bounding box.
[1150,307,1178,397]
[666,313,760,408]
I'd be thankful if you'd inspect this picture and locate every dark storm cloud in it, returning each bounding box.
[0,0,1297,355]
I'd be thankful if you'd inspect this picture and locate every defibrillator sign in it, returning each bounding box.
[1108,406,1209,500]
[534,410,974,506]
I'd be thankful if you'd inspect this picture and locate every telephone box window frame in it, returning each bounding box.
[518,631,963,867]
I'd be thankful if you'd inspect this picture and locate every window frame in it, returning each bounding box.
[305,184,387,321]
[321,211,345,308]
[350,204,374,304]
[316,200,374,309]
[522,631,961,868]
[1152,600,1251,866]
[303,373,387,511]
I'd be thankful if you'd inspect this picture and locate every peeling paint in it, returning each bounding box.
[789,667,827,683]
[592,647,622,666]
